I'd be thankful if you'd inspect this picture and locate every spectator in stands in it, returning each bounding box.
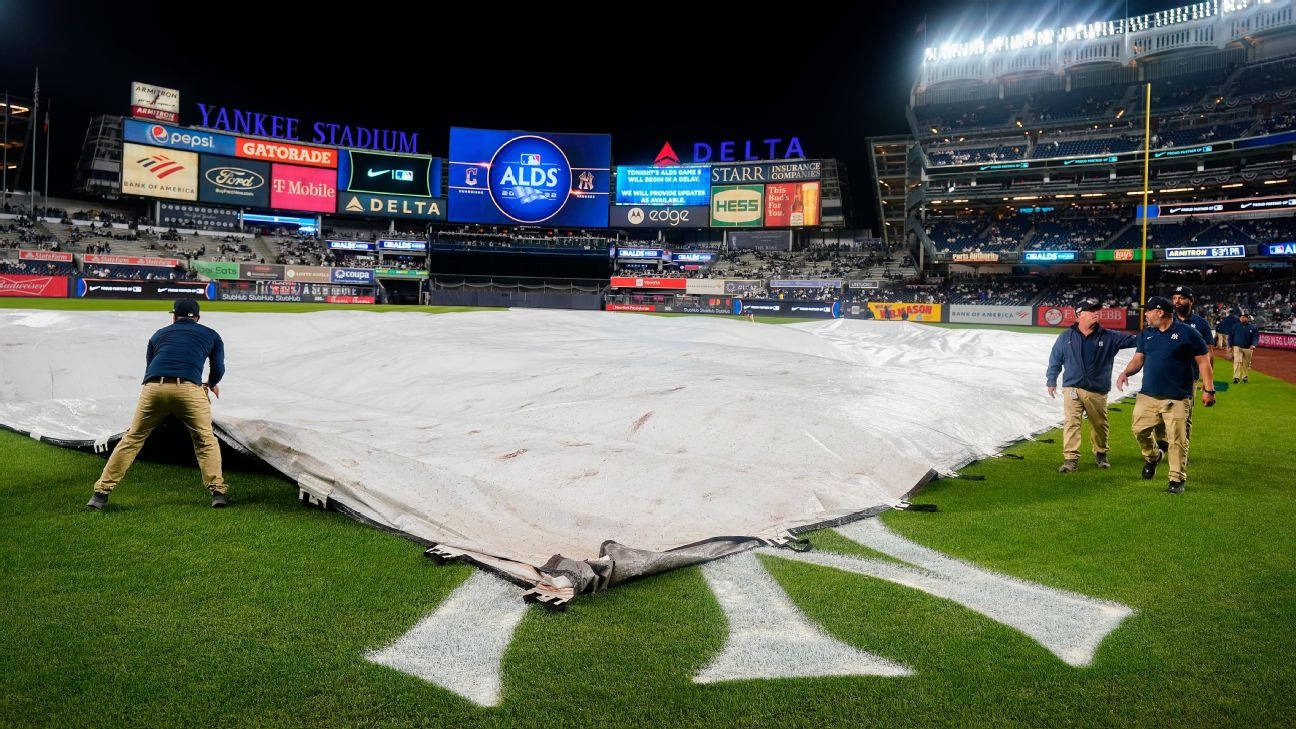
[1045,300,1138,473]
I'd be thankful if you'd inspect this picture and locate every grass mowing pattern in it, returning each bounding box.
[1,308,1293,727]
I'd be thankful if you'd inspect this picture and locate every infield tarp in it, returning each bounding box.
[0,309,1138,602]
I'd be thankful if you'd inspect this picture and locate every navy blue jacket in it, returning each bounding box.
[142,318,225,387]
[1217,314,1239,340]
[1232,322,1259,349]
[1046,324,1138,393]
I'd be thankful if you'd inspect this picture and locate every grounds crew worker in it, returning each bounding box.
[1170,284,1215,445]
[1216,308,1240,350]
[1116,296,1215,494]
[86,299,228,510]
[1231,312,1259,383]
[1045,299,1137,473]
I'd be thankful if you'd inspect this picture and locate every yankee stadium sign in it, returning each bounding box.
[195,103,420,153]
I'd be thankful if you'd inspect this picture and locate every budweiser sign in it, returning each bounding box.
[0,274,69,298]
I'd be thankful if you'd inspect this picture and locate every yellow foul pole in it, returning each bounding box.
[1138,82,1152,324]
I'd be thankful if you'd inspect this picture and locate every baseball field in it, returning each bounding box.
[2,299,1292,728]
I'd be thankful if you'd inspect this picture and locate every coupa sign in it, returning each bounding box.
[195,103,420,153]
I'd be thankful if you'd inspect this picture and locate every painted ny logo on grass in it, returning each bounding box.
[365,519,1135,706]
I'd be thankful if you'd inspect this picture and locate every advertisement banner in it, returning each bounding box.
[608,204,709,228]
[711,160,821,185]
[610,277,687,289]
[77,279,215,300]
[1164,245,1247,260]
[1036,305,1128,329]
[238,263,286,280]
[726,230,791,251]
[374,268,427,278]
[865,302,943,322]
[672,252,715,263]
[190,261,240,280]
[283,265,332,283]
[338,149,440,197]
[1262,242,1296,256]
[378,239,427,252]
[331,267,377,285]
[615,165,710,206]
[130,81,181,123]
[84,254,179,268]
[710,185,764,227]
[448,127,611,227]
[124,119,235,155]
[949,304,1033,324]
[770,279,842,288]
[953,252,1000,262]
[606,303,658,312]
[18,250,73,262]
[1023,250,1077,263]
[236,138,337,168]
[1095,248,1154,261]
[326,295,376,304]
[736,299,841,318]
[0,274,69,297]
[327,240,376,252]
[848,280,881,290]
[615,248,665,260]
[337,191,446,220]
[1258,332,1296,350]
[270,164,337,213]
[159,202,241,231]
[763,181,820,227]
[660,296,734,315]
[121,142,198,201]
[685,279,727,295]
[1158,194,1296,217]
[724,279,764,295]
[198,155,271,208]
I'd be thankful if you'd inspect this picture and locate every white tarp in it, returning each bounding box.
[0,309,1137,600]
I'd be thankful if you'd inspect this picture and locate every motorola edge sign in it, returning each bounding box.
[608,205,709,228]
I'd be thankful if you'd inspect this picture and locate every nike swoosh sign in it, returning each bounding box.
[367,169,390,178]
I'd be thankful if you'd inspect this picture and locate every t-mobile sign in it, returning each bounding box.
[270,164,337,213]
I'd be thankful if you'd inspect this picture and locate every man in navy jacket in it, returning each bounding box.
[1231,312,1259,383]
[1046,300,1138,473]
[1216,309,1240,349]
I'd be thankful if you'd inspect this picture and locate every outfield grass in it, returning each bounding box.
[1,309,1293,728]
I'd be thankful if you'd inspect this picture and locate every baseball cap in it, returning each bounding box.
[1074,299,1102,313]
[1239,311,1251,318]
[1171,285,1194,300]
[1145,296,1174,314]
[172,299,200,318]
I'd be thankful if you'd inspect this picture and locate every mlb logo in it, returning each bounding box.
[520,154,541,166]
[393,170,414,182]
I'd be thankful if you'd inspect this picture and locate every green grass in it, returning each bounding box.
[1,308,1293,728]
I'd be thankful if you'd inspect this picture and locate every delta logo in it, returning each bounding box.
[654,142,680,167]
[135,153,188,180]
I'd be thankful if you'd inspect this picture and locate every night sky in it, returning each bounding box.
[3,0,1183,231]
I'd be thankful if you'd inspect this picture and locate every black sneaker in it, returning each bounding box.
[1233,378,1239,384]
[85,491,108,510]
[210,492,229,508]
[1167,481,1185,494]
[1242,377,1248,383]
[1156,440,1169,455]
[1095,453,1111,469]
[1142,450,1163,480]
[1058,460,1078,474]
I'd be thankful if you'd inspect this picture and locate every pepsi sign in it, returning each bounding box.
[448,127,610,227]
[123,119,236,156]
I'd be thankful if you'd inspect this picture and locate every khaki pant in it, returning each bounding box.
[1233,346,1254,380]
[94,381,226,495]
[1131,393,1191,483]
[1061,387,1110,460]
[1215,332,1228,348]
